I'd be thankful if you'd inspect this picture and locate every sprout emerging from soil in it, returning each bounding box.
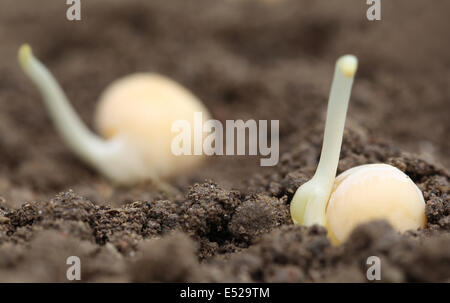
[18,44,211,186]
[290,55,426,244]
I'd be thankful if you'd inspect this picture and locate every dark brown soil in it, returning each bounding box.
[0,0,448,282]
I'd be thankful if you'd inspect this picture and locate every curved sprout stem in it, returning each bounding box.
[291,55,358,226]
[18,44,110,166]
[16,44,145,185]
[314,55,357,186]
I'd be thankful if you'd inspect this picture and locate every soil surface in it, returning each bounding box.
[0,0,448,282]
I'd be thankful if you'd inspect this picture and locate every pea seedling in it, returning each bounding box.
[18,44,211,185]
[290,55,426,244]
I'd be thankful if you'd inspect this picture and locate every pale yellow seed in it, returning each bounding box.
[96,73,211,178]
[326,164,426,244]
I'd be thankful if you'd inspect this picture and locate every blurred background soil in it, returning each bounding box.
[0,0,448,282]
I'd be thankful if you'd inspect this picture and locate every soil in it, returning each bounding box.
[0,0,449,282]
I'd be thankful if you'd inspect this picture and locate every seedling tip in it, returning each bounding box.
[18,44,32,67]
[337,55,358,78]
